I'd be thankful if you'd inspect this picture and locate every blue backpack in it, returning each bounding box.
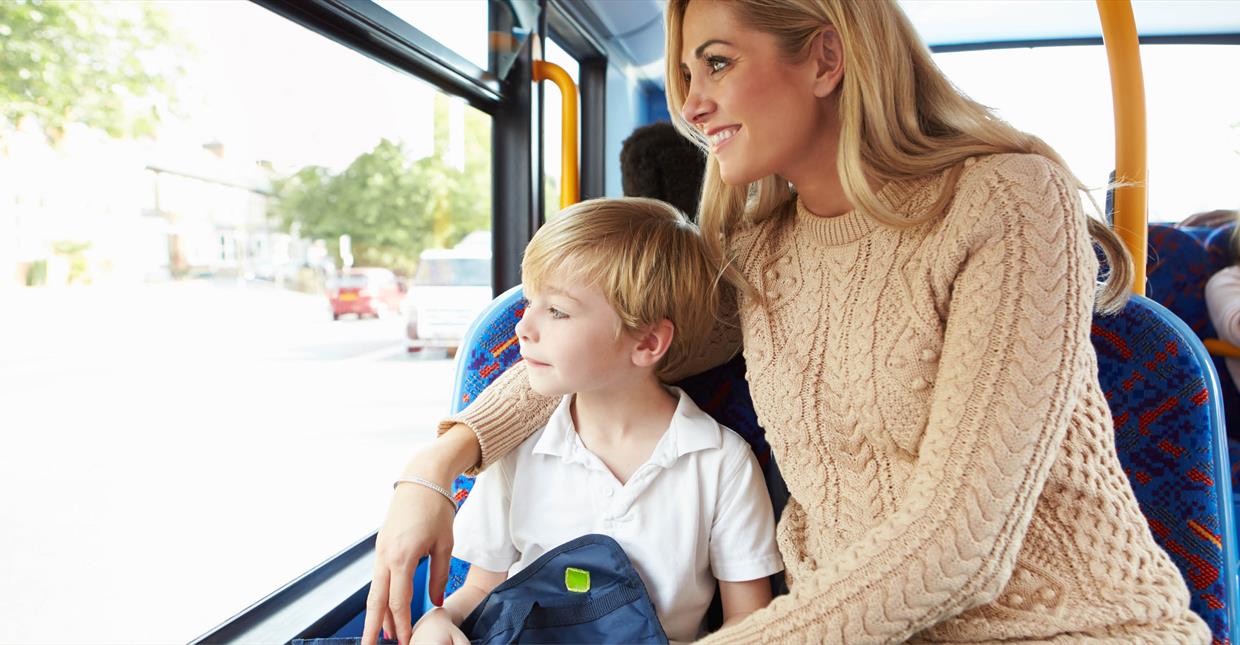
[460,534,669,644]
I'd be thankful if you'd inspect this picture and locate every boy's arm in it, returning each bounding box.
[441,566,508,624]
[410,566,507,644]
[718,579,773,628]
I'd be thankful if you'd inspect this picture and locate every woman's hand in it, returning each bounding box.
[362,425,481,645]
[408,607,470,645]
[362,481,457,645]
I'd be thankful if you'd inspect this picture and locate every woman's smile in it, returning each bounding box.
[707,125,741,153]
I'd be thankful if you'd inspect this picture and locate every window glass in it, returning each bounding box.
[372,0,541,80]
[0,1,491,641]
[374,0,489,69]
[933,45,1240,222]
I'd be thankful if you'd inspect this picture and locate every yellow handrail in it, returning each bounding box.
[1097,0,1149,295]
[1205,338,1240,360]
[532,60,580,209]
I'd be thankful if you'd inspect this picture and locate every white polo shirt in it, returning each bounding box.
[452,387,783,642]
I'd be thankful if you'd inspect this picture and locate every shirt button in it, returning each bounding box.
[601,487,613,497]
[920,349,939,362]
[911,377,929,391]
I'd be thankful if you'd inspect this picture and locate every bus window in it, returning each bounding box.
[933,45,1240,222]
[0,1,490,642]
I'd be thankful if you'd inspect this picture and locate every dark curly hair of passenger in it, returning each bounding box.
[620,122,706,220]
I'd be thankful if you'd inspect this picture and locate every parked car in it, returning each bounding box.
[327,268,404,320]
[404,242,491,355]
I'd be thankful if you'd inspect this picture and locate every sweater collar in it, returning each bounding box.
[793,175,931,247]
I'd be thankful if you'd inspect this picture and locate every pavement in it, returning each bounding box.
[0,279,458,643]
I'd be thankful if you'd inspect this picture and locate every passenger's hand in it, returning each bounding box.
[362,480,457,645]
[409,607,469,645]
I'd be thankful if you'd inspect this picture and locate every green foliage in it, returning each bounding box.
[0,0,188,141]
[271,103,492,276]
[51,239,92,284]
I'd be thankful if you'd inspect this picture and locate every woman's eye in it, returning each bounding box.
[706,56,729,73]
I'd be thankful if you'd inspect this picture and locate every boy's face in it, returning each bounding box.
[516,279,637,397]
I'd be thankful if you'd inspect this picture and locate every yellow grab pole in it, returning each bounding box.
[1205,338,1240,360]
[1097,0,1148,295]
[532,60,580,209]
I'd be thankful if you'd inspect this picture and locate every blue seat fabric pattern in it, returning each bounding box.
[1146,224,1240,437]
[1091,295,1238,645]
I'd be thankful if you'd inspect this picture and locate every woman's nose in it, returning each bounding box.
[681,82,713,128]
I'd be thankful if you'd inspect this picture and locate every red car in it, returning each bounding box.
[327,268,404,320]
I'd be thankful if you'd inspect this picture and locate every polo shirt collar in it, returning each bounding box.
[530,387,721,470]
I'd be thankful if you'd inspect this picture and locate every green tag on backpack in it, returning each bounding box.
[564,567,590,593]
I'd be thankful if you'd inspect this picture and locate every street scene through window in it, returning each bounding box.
[0,1,491,642]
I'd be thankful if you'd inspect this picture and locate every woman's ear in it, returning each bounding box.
[631,319,675,368]
[811,26,845,98]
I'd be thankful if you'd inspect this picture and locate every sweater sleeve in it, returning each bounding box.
[698,155,1095,643]
[439,285,742,475]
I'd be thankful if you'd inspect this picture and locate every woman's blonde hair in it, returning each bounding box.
[522,197,722,380]
[664,0,1132,314]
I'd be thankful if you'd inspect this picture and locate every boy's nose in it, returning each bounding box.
[515,311,534,342]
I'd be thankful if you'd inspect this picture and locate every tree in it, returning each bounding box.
[0,0,187,143]
[271,137,490,276]
[271,95,492,276]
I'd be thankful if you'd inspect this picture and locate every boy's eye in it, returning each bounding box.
[548,307,568,320]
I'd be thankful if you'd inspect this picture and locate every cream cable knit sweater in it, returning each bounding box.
[440,154,1209,643]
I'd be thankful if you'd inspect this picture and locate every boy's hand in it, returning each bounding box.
[410,608,469,645]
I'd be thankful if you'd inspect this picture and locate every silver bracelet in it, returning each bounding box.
[393,476,457,510]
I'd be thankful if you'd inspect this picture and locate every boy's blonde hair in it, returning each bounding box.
[522,197,721,381]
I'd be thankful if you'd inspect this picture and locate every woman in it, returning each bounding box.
[364,1,1209,642]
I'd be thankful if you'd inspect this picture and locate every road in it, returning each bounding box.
[0,279,457,643]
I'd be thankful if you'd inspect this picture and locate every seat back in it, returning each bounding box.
[1147,223,1240,438]
[1091,294,1238,644]
[1148,224,1216,337]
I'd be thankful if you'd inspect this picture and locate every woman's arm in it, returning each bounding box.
[697,156,1095,643]
[364,363,556,645]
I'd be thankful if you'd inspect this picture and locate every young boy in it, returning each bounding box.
[409,197,782,643]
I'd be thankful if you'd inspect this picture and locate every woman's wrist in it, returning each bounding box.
[402,423,480,484]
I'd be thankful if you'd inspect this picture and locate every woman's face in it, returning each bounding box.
[678,0,829,186]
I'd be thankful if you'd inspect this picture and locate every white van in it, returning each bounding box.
[404,234,492,355]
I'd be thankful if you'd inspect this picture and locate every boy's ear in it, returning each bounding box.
[630,319,675,369]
